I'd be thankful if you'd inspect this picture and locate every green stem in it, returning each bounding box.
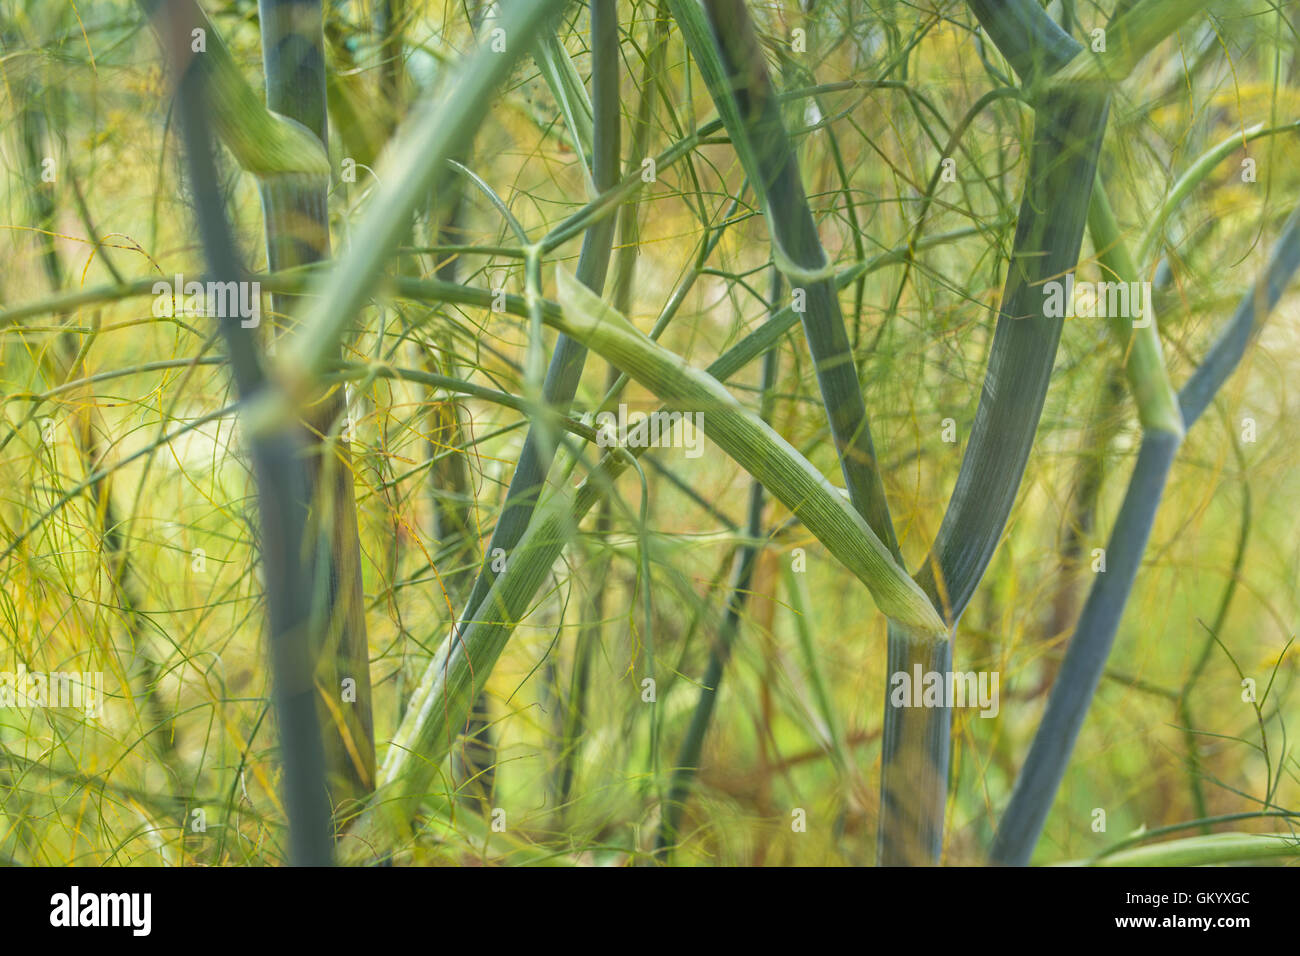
[1081,832,1300,867]
[655,271,781,860]
[277,0,568,387]
[257,0,378,816]
[1137,121,1300,266]
[162,0,333,865]
[1046,0,1218,92]
[450,0,622,734]
[681,0,899,556]
[1087,182,1184,437]
[991,204,1300,865]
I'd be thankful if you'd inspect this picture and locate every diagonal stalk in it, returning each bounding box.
[1087,183,1184,437]
[134,0,329,176]
[424,10,500,822]
[991,204,1300,865]
[673,0,898,553]
[438,2,621,819]
[269,0,569,390]
[337,259,949,858]
[919,1,1105,624]
[1046,0,1218,92]
[551,267,945,637]
[943,0,1213,870]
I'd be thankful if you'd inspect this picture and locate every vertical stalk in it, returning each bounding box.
[878,0,1108,865]
[453,0,620,720]
[257,0,377,813]
[557,1,670,819]
[878,625,953,865]
[157,0,333,865]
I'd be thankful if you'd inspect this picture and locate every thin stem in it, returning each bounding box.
[1087,181,1184,437]
[655,271,781,860]
[453,0,621,676]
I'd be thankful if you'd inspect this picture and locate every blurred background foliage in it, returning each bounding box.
[0,0,1297,865]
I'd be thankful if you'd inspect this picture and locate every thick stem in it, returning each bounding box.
[878,627,953,866]
[257,0,377,812]
[879,0,1109,865]
[162,0,333,865]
